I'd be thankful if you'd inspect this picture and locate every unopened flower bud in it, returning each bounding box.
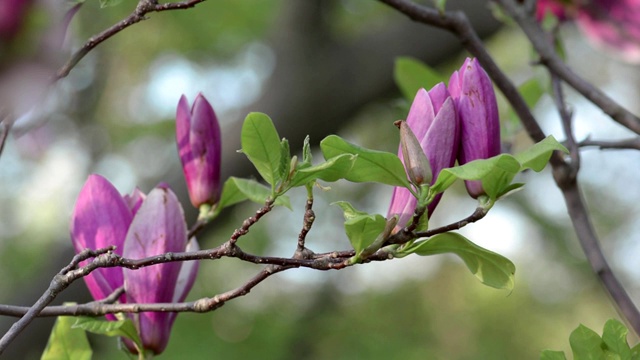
[176,93,222,208]
[449,58,500,198]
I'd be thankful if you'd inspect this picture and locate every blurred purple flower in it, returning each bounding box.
[387,83,459,231]
[0,0,31,41]
[70,174,199,355]
[176,93,222,208]
[576,0,640,63]
[449,58,500,199]
[535,0,640,63]
[536,0,570,22]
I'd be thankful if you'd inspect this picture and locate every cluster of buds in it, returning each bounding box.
[388,58,500,230]
[71,175,199,355]
[70,93,221,355]
[536,0,640,63]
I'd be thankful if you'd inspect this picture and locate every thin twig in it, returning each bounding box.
[578,137,640,151]
[0,121,11,159]
[296,197,315,254]
[54,0,205,80]
[551,72,580,169]
[228,200,274,246]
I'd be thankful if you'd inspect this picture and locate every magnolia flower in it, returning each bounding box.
[387,83,459,230]
[70,174,199,355]
[176,93,222,208]
[449,57,500,198]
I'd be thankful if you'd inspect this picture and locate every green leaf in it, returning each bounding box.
[320,135,410,187]
[42,316,92,360]
[602,319,631,359]
[430,136,568,200]
[333,201,369,220]
[431,154,521,199]
[278,138,291,183]
[289,154,355,188]
[241,113,282,187]
[218,177,291,210]
[540,350,568,360]
[301,135,312,166]
[394,57,444,100]
[515,135,568,172]
[333,201,386,255]
[570,324,606,360]
[345,215,387,255]
[99,0,122,7]
[72,317,142,351]
[409,232,516,290]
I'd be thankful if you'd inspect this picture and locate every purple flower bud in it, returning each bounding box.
[396,120,432,186]
[70,174,131,317]
[176,93,222,208]
[449,58,500,198]
[387,83,460,231]
[123,186,198,355]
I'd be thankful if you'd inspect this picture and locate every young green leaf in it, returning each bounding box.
[320,135,410,188]
[241,113,283,187]
[333,201,386,255]
[279,138,291,183]
[333,200,369,220]
[72,317,143,352]
[540,350,568,360]
[301,135,312,166]
[217,177,291,210]
[408,232,516,290]
[515,135,568,172]
[602,319,632,359]
[344,214,387,256]
[431,154,521,199]
[394,57,444,100]
[569,324,605,360]
[288,154,355,188]
[42,316,92,360]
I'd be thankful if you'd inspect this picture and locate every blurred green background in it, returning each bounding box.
[1,0,640,358]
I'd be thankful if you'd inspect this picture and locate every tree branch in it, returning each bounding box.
[578,137,640,151]
[0,247,115,355]
[54,0,205,80]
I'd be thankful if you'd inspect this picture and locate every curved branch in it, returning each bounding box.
[54,0,205,80]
